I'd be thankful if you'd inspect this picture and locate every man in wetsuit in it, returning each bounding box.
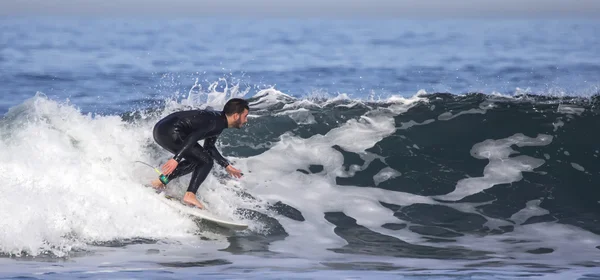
[150,98,249,209]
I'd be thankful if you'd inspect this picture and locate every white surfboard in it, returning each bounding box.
[157,193,249,231]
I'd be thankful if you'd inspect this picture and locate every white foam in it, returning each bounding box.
[437,108,486,121]
[571,163,585,172]
[249,88,296,110]
[373,167,402,186]
[557,104,585,115]
[322,93,355,107]
[281,99,320,110]
[397,99,489,130]
[397,119,435,130]
[231,93,434,257]
[553,120,564,132]
[436,133,553,201]
[452,222,600,267]
[0,94,199,257]
[274,108,316,125]
[510,199,550,225]
[513,87,532,96]
[180,78,250,110]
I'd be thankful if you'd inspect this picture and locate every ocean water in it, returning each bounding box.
[1,17,599,279]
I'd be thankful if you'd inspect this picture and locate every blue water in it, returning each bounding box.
[2,18,599,115]
[1,17,600,279]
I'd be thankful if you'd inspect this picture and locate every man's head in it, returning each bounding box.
[223,98,249,128]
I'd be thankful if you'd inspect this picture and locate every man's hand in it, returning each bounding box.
[225,165,243,178]
[161,159,179,175]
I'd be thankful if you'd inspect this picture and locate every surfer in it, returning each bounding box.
[150,98,249,209]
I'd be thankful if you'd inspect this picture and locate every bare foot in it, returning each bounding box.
[150,179,165,191]
[182,192,204,209]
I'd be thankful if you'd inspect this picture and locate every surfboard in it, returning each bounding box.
[156,193,249,231]
[142,184,248,231]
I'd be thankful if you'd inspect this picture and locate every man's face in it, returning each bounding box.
[232,109,249,128]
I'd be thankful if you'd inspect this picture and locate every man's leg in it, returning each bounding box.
[151,124,198,189]
[154,157,213,209]
[182,156,214,209]
[150,159,197,189]
[152,124,215,208]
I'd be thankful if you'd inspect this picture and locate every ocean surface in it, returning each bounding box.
[0,17,599,279]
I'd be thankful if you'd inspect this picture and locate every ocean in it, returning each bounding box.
[0,17,599,279]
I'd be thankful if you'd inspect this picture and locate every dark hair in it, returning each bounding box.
[223,98,249,116]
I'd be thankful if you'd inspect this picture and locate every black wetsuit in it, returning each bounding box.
[153,109,230,194]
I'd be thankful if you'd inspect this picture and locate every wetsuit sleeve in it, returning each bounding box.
[203,136,230,168]
[172,120,216,162]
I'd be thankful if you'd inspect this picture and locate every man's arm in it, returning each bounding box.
[172,120,216,162]
[203,136,230,168]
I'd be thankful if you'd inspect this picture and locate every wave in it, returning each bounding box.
[0,87,598,273]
